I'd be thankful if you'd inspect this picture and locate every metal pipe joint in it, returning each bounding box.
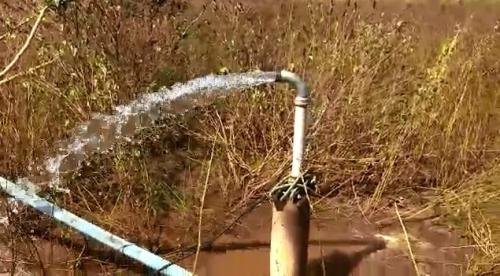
[276,70,309,99]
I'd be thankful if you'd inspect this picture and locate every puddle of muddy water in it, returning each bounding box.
[181,203,470,276]
[3,201,470,276]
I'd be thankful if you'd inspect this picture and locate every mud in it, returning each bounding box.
[179,203,470,276]
[0,200,470,276]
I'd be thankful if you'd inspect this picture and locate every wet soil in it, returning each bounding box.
[184,203,470,276]
[6,199,470,276]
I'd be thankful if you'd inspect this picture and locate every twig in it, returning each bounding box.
[192,143,215,274]
[180,4,207,38]
[395,203,421,276]
[0,5,49,79]
[0,14,35,41]
[0,58,55,86]
[375,202,437,227]
[376,213,439,228]
[352,181,370,224]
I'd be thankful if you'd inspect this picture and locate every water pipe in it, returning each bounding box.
[276,70,309,178]
[271,70,311,276]
[0,177,191,276]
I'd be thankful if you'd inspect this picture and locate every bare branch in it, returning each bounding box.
[0,58,56,86]
[0,5,49,79]
[0,15,35,41]
[395,203,421,276]
[192,143,215,274]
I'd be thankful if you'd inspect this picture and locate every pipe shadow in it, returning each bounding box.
[196,238,385,253]
[306,238,386,276]
[196,237,387,276]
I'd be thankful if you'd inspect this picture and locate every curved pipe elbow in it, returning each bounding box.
[276,70,309,101]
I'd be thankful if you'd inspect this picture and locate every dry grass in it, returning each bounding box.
[435,164,500,274]
[0,0,499,274]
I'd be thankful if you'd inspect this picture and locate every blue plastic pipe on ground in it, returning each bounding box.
[0,176,191,276]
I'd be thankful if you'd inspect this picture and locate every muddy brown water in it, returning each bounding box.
[184,203,470,276]
[5,202,470,276]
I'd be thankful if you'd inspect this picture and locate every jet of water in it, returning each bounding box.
[39,71,277,190]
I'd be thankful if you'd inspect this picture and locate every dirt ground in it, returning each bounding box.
[8,200,470,276]
[186,203,470,276]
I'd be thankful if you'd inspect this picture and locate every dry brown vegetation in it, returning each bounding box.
[0,0,499,274]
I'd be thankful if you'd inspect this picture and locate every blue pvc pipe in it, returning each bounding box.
[0,177,191,276]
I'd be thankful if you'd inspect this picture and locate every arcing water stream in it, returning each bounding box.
[37,71,277,190]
